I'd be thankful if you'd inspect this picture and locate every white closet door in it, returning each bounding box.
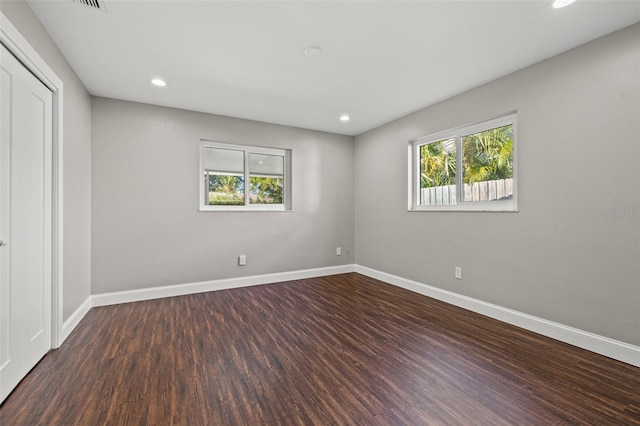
[0,43,53,404]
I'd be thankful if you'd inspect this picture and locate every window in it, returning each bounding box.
[409,113,517,212]
[200,141,291,211]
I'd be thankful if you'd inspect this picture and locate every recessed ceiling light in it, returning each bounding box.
[151,78,167,87]
[553,0,577,8]
[304,46,321,57]
[339,114,350,122]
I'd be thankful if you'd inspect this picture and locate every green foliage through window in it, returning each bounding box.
[411,114,516,210]
[420,138,456,188]
[208,174,244,205]
[462,125,513,185]
[201,141,290,210]
[249,177,283,204]
[419,125,513,189]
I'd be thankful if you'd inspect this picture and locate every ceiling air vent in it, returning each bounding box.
[72,0,107,13]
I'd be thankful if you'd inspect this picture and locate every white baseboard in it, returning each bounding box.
[92,264,356,307]
[61,264,640,368]
[355,265,640,368]
[60,296,92,345]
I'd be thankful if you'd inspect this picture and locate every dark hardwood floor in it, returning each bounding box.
[1,273,639,425]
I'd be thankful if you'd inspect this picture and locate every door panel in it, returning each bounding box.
[0,44,53,404]
[0,60,11,374]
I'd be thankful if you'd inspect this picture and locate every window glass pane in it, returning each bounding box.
[200,142,291,210]
[203,146,244,174]
[419,138,456,206]
[249,153,284,205]
[461,124,513,202]
[204,147,245,205]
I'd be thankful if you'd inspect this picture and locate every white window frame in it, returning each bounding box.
[409,113,518,212]
[199,140,292,211]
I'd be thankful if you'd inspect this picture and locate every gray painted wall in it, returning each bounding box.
[1,0,92,321]
[4,0,638,349]
[354,24,640,346]
[91,98,354,294]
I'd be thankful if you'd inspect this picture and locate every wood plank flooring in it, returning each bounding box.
[1,273,639,425]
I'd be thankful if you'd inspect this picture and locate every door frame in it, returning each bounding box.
[1,10,64,348]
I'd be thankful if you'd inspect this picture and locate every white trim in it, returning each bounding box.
[92,265,356,307]
[48,262,640,368]
[355,265,640,368]
[60,296,92,344]
[409,112,517,212]
[0,11,65,348]
[199,140,292,212]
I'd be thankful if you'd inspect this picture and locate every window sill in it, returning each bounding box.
[408,208,519,213]
[408,200,518,212]
[199,206,292,212]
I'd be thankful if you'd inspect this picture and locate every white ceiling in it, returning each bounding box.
[26,0,640,136]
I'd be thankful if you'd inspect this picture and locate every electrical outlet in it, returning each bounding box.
[336,247,342,256]
[455,267,463,280]
[238,255,246,266]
